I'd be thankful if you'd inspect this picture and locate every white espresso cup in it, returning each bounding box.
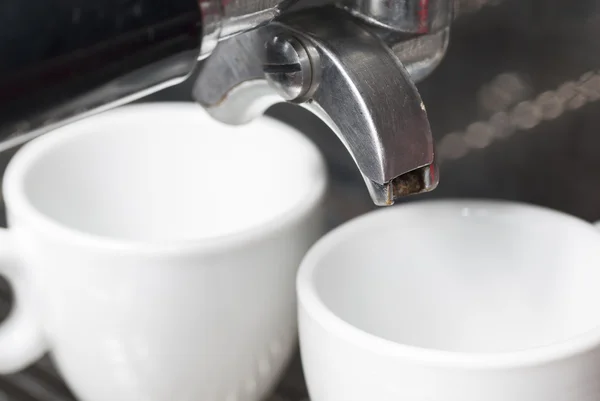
[298,200,600,401]
[0,103,327,401]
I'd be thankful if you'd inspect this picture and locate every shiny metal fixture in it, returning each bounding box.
[198,0,301,58]
[339,0,453,33]
[193,6,445,205]
[219,0,301,39]
[0,0,452,206]
[263,34,318,102]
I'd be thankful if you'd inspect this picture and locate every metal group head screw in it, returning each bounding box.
[263,34,319,102]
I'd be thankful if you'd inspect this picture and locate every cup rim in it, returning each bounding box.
[3,102,328,255]
[297,199,600,369]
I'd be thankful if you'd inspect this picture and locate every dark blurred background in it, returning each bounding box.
[2,0,600,399]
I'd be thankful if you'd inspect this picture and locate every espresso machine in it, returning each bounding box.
[0,0,454,207]
[2,0,600,400]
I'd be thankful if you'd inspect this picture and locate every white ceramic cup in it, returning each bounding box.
[298,200,600,401]
[0,103,327,401]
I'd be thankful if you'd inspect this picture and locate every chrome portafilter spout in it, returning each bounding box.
[0,0,449,206]
[192,5,449,206]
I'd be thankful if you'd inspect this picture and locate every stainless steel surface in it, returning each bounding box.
[339,0,454,33]
[200,0,300,55]
[264,34,317,102]
[0,0,448,207]
[193,6,440,205]
[384,27,451,82]
[219,0,300,39]
[0,0,296,156]
[199,0,223,59]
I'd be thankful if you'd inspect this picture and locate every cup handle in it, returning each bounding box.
[0,229,47,373]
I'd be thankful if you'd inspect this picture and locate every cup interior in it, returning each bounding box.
[302,201,600,354]
[9,103,325,244]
